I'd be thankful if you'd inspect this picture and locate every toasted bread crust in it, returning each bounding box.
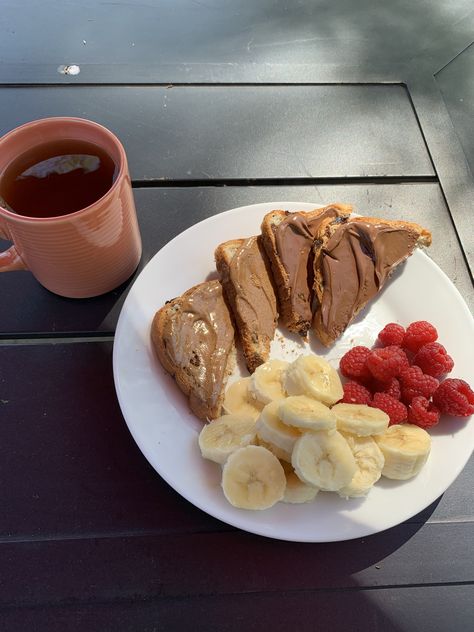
[260,210,292,325]
[215,236,278,373]
[346,216,431,246]
[261,205,352,335]
[312,216,432,346]
[215,240,243,269]
[214,239,244,327]
[151,281,235,421]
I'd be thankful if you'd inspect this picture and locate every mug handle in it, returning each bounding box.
[0,220,28,272]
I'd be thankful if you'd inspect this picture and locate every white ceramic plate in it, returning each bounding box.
[113,202,474,542]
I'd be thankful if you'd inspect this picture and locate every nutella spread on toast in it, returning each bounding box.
[274,207,342,325]
[318,221,418,341]
[229,236,277,339]
[163,281,234,408]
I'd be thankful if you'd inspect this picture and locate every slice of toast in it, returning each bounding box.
[215,235,278,373]
[151,280,236,421]
[260,204,352,336]
[313,216,432,346]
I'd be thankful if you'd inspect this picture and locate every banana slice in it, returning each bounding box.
[198,414,257,465]
[249,359,288,405]
[281,461,319,504]
[257,438,292,463]
[375,424,431,480]
[256,400,301,460]
[332,403,389,437]
[223,377,263,420]
[338,433,385,498]
[292,430,357,491]
[278,395,336,431]
[221,445,286,509]
[283,354,343,405]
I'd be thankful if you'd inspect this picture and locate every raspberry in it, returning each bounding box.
[339,346,372,382]
[403,321,438,353]
[371,392,407,426]
[366,346,409,382]
[373,377,401,400]
[392,346,410,370]
[341,381,372,405]
[414,342,454,378]
[432,379,474,417]
[399,366,438,404]
[408,396,440,429]
[378,323,405,347]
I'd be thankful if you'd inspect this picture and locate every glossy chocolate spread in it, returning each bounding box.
[273,207,342,326]
[164,280,234,408]
[229,236,277,339]
[318,221,418,342]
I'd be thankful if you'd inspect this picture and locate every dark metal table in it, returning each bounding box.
[1,2,473,630]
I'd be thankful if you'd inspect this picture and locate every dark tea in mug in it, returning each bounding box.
[0,138,117,218]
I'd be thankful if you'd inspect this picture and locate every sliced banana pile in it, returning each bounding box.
[198,354,432,511]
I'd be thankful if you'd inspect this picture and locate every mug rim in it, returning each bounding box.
[0,117,128,224]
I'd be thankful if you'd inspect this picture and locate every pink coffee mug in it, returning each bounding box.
[0,117,142,298]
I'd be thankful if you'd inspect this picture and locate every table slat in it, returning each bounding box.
[2,585,472,632]
[0,525,473,608]
[0,85,433,181]
[2,0,474,86]
[0,585,474,632]
[0,184,471,337]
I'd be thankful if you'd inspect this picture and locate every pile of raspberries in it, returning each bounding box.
[339,321,474,429]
